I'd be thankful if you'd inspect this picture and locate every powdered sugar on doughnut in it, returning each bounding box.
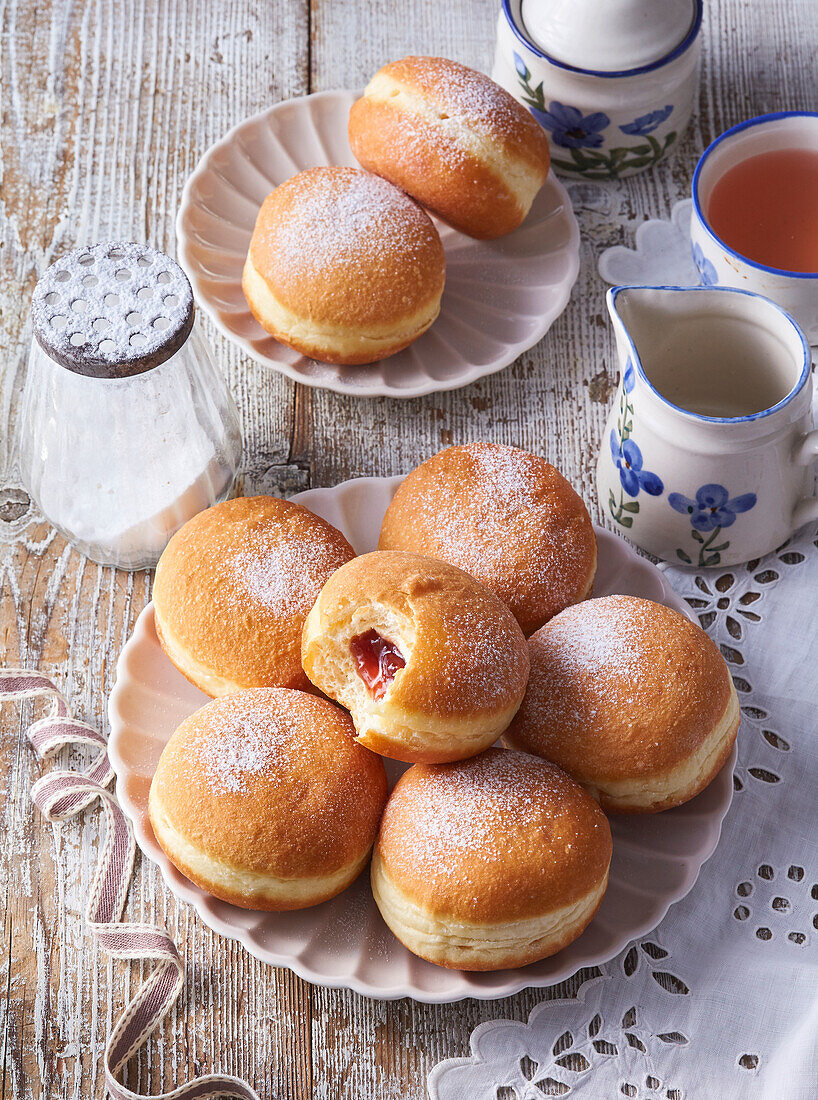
[405,58,530,141]
[420,444,557,570]
[228,537,343,618]
[189,691,369,800]
[195,692,294,794]
[257,168,438,281]
[407,751,569,860]
[373,56,542,150]
[508,596,734,783]
[519,595,674,735]
[437,600,527,705]
[384,441,595,631]
[223,525,351,623]
[540,595,651,682]
[379,749,607,908]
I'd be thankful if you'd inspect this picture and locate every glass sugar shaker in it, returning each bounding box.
[19,242,242,570]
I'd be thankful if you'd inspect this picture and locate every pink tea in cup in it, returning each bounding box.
[706,148,818,273]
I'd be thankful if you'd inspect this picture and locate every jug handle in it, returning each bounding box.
[792,429,818,529]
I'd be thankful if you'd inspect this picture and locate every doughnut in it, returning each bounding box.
[242,167,446,364]
[149,688,388,910]
[371,748,612,970]
[301,550,530,763]
[378,442,597,636]
[153,495,355,696]
[348,56,551,239]
[504,596,740,813]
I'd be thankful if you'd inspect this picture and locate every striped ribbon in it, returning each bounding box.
[0,669,260,1100]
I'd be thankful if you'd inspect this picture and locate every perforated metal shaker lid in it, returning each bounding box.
[30,242,195,378]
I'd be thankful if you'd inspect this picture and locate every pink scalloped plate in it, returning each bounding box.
[175,90,580,398]
[108,477,736,1002]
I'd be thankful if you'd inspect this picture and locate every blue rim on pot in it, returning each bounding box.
[608,284,812,425]
[692,110,818,281]
[500,0,703,79]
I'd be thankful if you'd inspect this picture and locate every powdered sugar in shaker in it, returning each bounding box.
[19,242,242,569]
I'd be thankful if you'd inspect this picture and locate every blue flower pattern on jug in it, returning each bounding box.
[619,106,674,136]
[670,483,757,566]
[511,60,679,178]
[692,242,719,286]
[608,357,664,528]
[622,357,636,394]
[532,101,611,149]
[513,51,529,80]
[610,434,664,498]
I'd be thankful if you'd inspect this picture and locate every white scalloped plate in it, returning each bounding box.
[108,477,736,1002]
[175,90,580,398]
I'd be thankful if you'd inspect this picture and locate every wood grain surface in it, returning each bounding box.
[1,1,816,1097]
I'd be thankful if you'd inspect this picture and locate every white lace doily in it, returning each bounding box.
[429,213,818,1100]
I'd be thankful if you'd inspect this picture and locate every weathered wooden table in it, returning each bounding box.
[2,1,815,1096]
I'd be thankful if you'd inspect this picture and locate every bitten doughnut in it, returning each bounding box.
[149,688,388,910]
[371,748,612,970]
[504,596,740,813]
[348,56,551,239]
[242,167,446,364]
[378,442,597,635]
[153,496,355,696]
[301,550,530,763]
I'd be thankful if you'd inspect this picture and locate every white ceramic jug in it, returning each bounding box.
[597,285,818,567]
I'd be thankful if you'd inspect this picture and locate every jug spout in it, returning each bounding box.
[605,284,698,373]
[605,285,665,389]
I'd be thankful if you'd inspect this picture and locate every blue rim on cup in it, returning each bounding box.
[500,0,703,79]
[690,111,818,341]
[692,111,818,281]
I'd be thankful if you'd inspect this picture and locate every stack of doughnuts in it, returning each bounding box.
[148,442,737,972]
[243,56,551,364]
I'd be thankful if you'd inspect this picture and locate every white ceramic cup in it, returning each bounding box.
[492,0,701,179]
[597,284,818,568]
[691,111,818,343]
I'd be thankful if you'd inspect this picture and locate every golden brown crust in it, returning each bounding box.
[504,596,738,810]
[153,495,355,696]
[149,688,388,909]
[243,167,445,364]
[349,57,550,239]
[301,551,530,763]
[375,748,612,924]
[378,442,597,635]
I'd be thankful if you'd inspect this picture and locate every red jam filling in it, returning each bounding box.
[350,630,406,699]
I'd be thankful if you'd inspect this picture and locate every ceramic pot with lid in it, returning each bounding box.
[492,0,702,179]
